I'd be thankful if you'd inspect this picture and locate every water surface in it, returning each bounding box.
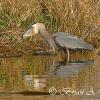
[0,52,100,100]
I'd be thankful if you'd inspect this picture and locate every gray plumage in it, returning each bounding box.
[53,32,94,50]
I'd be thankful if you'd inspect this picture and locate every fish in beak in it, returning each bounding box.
[23,27,34,38]
[22,24,39,42]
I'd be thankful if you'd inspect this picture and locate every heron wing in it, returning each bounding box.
[54,32,94,50]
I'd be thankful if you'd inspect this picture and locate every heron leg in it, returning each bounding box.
[43,46,55,55]
[50,46,56,55]
[48,46,55,53]
[66,49,70,62]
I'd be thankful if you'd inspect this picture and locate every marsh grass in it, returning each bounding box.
[0,0,100,55]
[0,0,99,30]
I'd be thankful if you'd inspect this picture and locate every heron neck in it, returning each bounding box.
[39,30,56,50]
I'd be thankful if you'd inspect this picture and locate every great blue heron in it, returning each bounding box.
[22,23,94,61]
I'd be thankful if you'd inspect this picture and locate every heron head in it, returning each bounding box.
[22,23,39,39]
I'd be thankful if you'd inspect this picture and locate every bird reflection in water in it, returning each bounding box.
[22,57,94,91]
[47,60,94,78]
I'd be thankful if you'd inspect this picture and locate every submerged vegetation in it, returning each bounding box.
[0,0,100,56]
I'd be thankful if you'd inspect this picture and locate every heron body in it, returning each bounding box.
[53,32,94,50]
[22,23,94,61]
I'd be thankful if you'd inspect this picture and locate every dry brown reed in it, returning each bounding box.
[0,0,100,47]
